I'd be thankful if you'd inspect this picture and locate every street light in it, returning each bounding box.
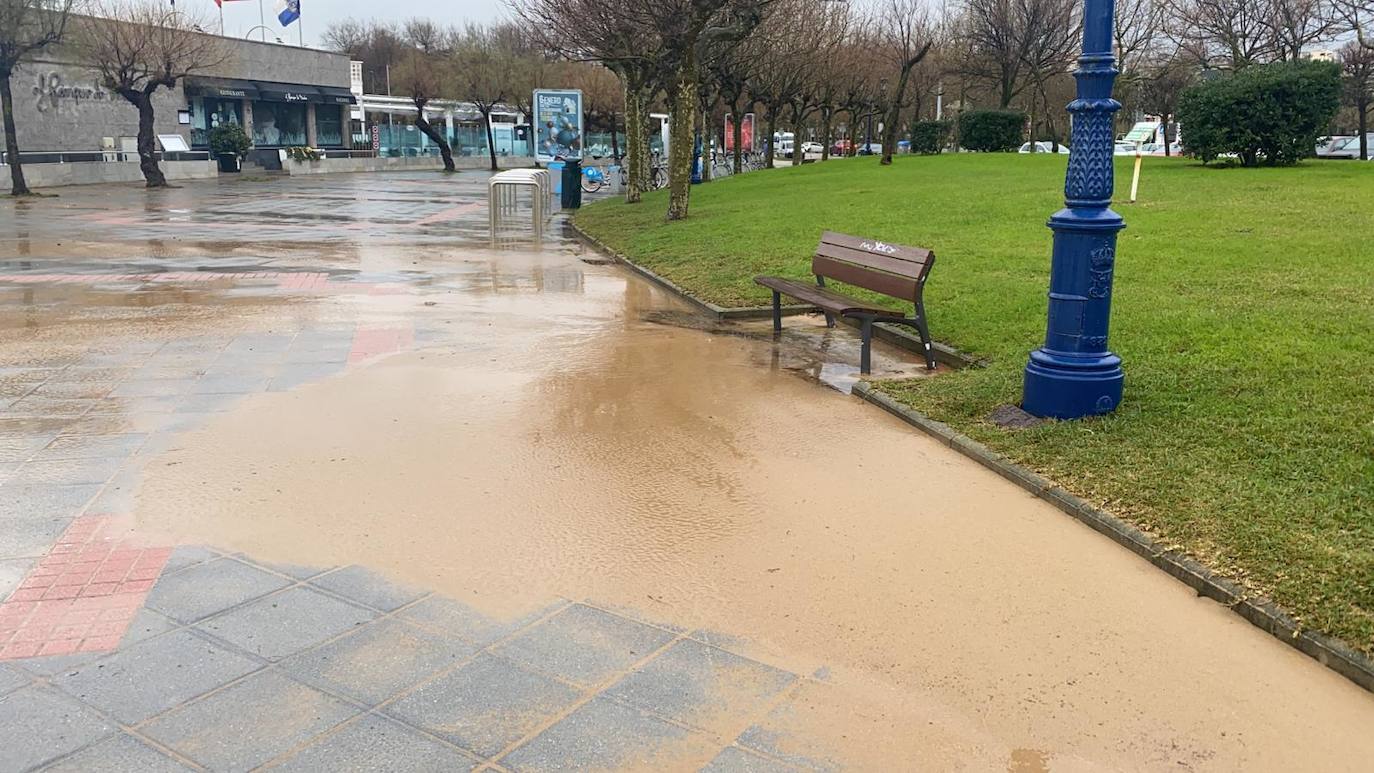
[1021,0,1124,419]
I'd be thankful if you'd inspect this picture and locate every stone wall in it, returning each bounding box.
[281,155,536,176]
[20,159,219,189]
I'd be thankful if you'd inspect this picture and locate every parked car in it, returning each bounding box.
[856,142,884,155]
[1322,134,1374,159]
[1316,135,1353,157]
[831,139,854,155]
[1018,141,1070,154]
[800,142,823,155]
[777,139,794,158]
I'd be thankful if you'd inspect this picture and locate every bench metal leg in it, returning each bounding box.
[771,291,782,333]
[859,317,873,374]
[914,304,936,370]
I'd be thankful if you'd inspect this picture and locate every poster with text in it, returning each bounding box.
[534,89,583,161]
[724,113,756,153]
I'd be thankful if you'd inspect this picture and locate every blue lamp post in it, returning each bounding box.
[1021,0,1125,419]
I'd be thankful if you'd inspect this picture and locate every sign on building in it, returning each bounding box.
[533,89,583,162]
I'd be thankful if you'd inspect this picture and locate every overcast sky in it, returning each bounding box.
[211,0,511,48]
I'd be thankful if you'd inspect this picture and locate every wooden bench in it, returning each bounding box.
[755,231,936,374]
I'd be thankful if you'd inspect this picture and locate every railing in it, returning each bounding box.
[1,150,211,165]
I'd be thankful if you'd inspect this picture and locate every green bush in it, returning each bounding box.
[957,110,1026,152]
[207,123,251,159]
[910,120,951,154]
[1177,60,1341,166]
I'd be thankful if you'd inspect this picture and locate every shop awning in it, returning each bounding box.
[254,82,322,103]
[185,77,260,101]
[317,86,357,105]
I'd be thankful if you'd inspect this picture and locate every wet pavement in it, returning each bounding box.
[0,171,1371,771]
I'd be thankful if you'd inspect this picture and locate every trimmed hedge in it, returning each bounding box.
[1178,60,1341,166]
[957,110,1026,152]
[911,120,952,154]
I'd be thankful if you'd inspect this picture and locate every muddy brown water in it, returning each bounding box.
[126,252,1374,771]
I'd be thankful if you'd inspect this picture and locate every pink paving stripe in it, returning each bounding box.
[348,325,415,364]
[0,517,171,660]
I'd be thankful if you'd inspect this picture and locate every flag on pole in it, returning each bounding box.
[276,0,299,26]
[213,0,252,7]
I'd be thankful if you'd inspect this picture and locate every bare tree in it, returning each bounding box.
[1261,0,1335,61]
[879,0,935,164]
[0,0,74,195]
[390,44,457,172]
[322,19,405,95]
[1137,50,1195,155]
[79,2,226,187]
[1343,42,1374,159]
[1019,0,1079,150]
[453,23,517,172]
[1164,0,1273,69]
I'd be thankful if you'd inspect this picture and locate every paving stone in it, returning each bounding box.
[493,603,676,688]
[0,517,71,559]
[234,554,331,580]
[187,375,271,395]
[16,608,177,678]
[397,596,561,647]
[34,433,149,460]
[502,696,718,772]
[196,586,376,661]
[310,565,428,612]
[282,616,476,706]
[41,731,194,773]
[602,639,797,737]
[162,545,219,575]
[145,558,291,624]
[0,556,35,598]
[385,653,581,758]
[699,746,803,773]
[0,685,115,771]
[53,629,261,724]
[5,457,126,487]
[141,669,358,772]
[0,662,30,695]
[0,483,101,520]
[108,380,190,399]
[274,713,479,772]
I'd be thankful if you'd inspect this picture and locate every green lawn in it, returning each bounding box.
[574,154,1374,654]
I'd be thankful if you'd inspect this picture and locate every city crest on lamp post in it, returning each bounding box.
[1021,0,1125,420]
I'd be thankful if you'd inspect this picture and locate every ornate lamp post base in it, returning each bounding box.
[1020,1,1125,421]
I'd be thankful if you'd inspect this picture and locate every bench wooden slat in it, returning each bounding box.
[814,242,928,279]
[813,254,919,301]
[821,231,932,265]
[754,276,901,315]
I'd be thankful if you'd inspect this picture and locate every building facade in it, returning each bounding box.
[12,26,355,160]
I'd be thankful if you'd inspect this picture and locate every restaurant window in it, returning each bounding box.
[316,106,343,147]
[191,98,242,147]
[251,101,307,146]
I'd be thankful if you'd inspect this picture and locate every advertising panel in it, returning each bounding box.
[534,89,584,161]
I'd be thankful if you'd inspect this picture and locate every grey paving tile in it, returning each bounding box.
[603,639,797,737]
[700,746,802,773]
[0,557,35,598]
[0,483,101,520]
[502,696,718,772]
[273,713,478,772]
[52,629,262,724]
[385,653,581,757]
[493,603,676,688]
[0,685,115,771]
[310,565,427,612]
[187,375,271,395]
[34,433,148,460]
[163,545,219,574]
[5,396,99,418]
[6,457,126,487]
[175,394,241,413]
[236,554,331,580]
[397,596,561,647]
[108,379,191,399]
[282,617,477,706]
[141,669,357,773]
[196,586,376,661]
[146,557,292,624]
[19,608,180,678]
[0,517,71,559]
[0,663,31,695]
[31,381,119,400]
[41,731,194,772]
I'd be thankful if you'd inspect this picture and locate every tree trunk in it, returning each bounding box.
[820,107,832,161]
[1162,113,1172,156]
[413,102,455,172]
[698,109,711,183]
[622,79,645,203]
[609,111,619,160]
[792,104,806,167]
[127,90,167,188]
[666,52,697,221]
[765,111,777,168]
[483,113,498,172]
[847,117,858,156]
[882,68,913,166]
[732,102,744,174]
[0,70,31,196]
[1361,101,1369,161]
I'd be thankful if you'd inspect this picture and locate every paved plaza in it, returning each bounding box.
[0,172,1371,771]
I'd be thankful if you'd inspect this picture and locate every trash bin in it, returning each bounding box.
[561,158,582,209]
[548,160,564,195]
[217,153,240,173]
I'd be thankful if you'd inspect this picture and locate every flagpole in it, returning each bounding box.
[257,0,265,41]
[219,2,224,35]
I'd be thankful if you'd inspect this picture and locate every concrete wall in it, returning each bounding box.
[20,159,219,189]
